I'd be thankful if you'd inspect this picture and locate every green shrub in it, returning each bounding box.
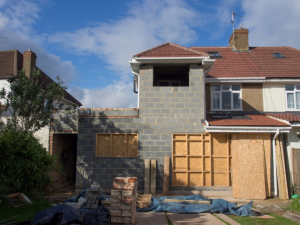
[0,128,55,197]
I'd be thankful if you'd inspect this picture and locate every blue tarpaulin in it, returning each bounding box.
[137,195,253,216]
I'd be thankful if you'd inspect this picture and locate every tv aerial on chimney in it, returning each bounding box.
[230,11,242,38]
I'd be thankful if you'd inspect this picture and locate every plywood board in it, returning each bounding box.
[204,172,211,186]
[189,173,203,186]
[112,134,126,156]
[96,134,110,156]
[163,156,170,196]
[151,159,157,195]
[173,172,187,186]
[174,156,187,171]
[212,135,227,157]
[293,149,300,195]
[127,134,138,157]
[204,157,210,171]
[212,158,228,186]
[188,135,201,140]
[174,134,186,140]
[213,173,228,186]
[174,141,186,155]
[263,133,272,198]
[231,134,240,198]
[238,135,266,199]
[188,157,202,171]
[188,141,202,155]
[204,141,210,156]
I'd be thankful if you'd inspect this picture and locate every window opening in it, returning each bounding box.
[153,65,189,86]
[207,51,222,58]
[285,84,300,110]
[272,52,285,58]
[211,85,242,111]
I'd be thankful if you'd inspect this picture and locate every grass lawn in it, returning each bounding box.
[228,213,298,225]
[0,198,53,223]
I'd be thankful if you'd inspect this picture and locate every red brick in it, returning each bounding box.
[110,209,122,216]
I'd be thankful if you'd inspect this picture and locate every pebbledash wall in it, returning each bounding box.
[75,64,233,194]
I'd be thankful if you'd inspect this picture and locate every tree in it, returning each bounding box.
[0,69,68,133]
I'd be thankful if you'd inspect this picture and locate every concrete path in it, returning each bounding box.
[136,212,168,225]
[167,213,226,225]
[283,213,300,224]
[215,214,240,225]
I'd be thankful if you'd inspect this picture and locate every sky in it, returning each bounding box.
[0,0,299,108]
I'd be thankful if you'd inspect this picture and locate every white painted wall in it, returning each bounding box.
[0,79,10,104]
[263,83,286,112]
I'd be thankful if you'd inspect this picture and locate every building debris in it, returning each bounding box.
[6,193,31,207]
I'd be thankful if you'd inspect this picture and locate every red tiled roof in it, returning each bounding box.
[267,113,300,122]
[134,42,208,58]
[191,46,300,78]
[206,114,290,126]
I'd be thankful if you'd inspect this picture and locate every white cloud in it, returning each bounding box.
[240,0,300,48]
[69,82,137,108]
[0,0,77,85]
[48,0,202,78]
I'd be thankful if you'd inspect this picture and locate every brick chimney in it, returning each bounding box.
[229,28,249,51]
[23,49,37,80]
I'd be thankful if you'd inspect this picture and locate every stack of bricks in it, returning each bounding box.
[111,177,138,225]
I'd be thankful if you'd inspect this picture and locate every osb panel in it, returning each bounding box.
[111,134,126,156]
[174,141,186,155]
[238,142,266,200]
[213,158,227,172]
[203,134,210,140]
[231,133,240,198]
[188,157,202,171]
[127,134,138,157]
[212,135,228,157]
[174,156,187,171]
[174,134,186,140]
[188,135,201,140]
[262,133,271,198]
[213,173,228,186]
[242,83,263,111]
[204,141,210,156]
[204,157,210,171]
[173,172,187,186]
[96,134,110,157]
[204,172,211,186]
[188,141,202,155]
[189,173,203,186]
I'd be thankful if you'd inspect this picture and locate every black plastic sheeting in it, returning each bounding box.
[137,195,253,216]
[17,204,110,225]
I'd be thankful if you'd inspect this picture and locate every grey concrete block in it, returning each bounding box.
[176,118,188,123]
[175,92,184,97]
[145,118,156,124]
[156,103,165,108]
[185,103,196,108]
[143,140,156,146]
[150,135,161,140]
[150,109,162,114]
[145,103,155,108]
[171,98,179,103]
[151,98,161,103]
[139,134,150,140]
[161,98,171,103]
[165,92,175,97]
[152,113,164,118]
[156,140,167,146]
[166,118,176,124]
[157,118,165,124]
[142,81,152,87]
[122,118,133,123]
[150,146,160,151]
[179,87,190,92]
[189,118,202,123]
[176,103,185,108]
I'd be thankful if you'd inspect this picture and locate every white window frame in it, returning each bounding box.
[285,84,300,111]
[211,84,242,111]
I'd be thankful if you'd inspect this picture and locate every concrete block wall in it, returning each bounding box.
[76,108,142,190]
[51,109,78,132]
[138,64,205,191]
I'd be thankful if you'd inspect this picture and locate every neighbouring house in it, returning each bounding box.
[75,28,300,200]
[0,49,82,190]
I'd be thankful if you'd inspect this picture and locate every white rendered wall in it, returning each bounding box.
[0,79,10,104]
[263,83,286,112]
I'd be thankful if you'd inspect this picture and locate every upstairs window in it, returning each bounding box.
[207,51,222,58]
[211,85,242,111]
[153,65,189,86]
[286,84,300,110]
[272,52,285,58]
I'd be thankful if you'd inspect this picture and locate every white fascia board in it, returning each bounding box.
[205,126,291,133]
[131,56,213,64]
[291,123,300,127]
[265,79,300,83]
[205,77,266,83]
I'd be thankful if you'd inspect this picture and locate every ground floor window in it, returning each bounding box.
[96,133,138,157]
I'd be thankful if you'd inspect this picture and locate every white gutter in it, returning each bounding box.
[265,79,300,83]
[273,129,280,196]
[205,126,291,133]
